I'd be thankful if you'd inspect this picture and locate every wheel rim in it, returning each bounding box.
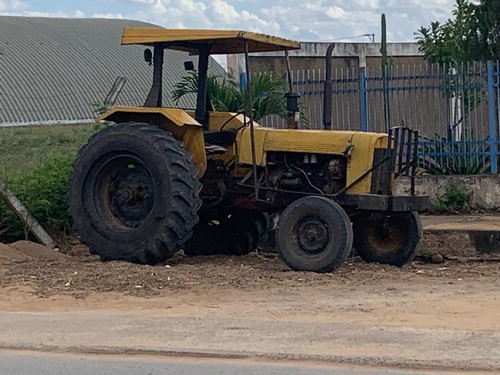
[294,217,329,255]
[91,153,155,230]
[365,216,407,255]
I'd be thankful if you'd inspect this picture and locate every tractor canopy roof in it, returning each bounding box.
[121,28,301,55]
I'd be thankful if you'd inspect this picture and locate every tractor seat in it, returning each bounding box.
[203,130,237,146]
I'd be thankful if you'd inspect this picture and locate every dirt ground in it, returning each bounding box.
[0,233,498,301]
[1,234,500,371]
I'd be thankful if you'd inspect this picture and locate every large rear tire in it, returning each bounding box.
[69,122,202,264]
[276,196,353,273]
[353,211,422,266]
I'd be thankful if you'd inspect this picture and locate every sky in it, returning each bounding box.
[0,0,456,43]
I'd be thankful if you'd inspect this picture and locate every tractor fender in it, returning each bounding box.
[97,106,207,177]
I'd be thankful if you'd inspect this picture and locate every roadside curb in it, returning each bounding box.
[1,343,498,373]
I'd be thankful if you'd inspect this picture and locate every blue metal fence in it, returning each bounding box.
[260,60,500,174]
[487,60,500,173]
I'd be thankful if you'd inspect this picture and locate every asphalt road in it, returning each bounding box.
[0,351,479,375]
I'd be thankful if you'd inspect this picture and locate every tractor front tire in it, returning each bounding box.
[69,122,202,264]
[353,211,422,266]
[276,196,353,273]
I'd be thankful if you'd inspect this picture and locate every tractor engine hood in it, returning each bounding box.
[236,127,390,165]
[236,127,391,194]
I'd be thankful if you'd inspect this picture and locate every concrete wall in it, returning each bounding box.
[395,175,500,210]
[228,42,423,76]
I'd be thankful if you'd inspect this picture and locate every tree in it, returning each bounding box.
[171,71,288,122]
[475,0,500,60]
[415,0,498,172]
[416,0,500,63]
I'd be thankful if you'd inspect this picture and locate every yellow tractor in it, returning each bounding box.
[69,28,428,272]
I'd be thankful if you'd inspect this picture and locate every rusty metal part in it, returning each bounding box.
[285,49,294,92]
[363,216,407,256]
[322,43,336,130]
[94,154,155,230]
[295,217,329,255]
[387,126,419,195]
[111,163,154,228]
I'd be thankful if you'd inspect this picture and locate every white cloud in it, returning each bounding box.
[258,0,455,42]
[93,12,124,19]
[124,0,280,34]
[1,0,457,42]
[0,0,28,12]
[21,9,86,18]
[325,6,345,20]
[10,0,28,10]
[208,0,239,23]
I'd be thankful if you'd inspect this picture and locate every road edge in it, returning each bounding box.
[0,343,497,373]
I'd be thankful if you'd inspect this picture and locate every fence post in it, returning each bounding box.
[359,67,368,131]
[239,72,247,91]
[487,60,498,174]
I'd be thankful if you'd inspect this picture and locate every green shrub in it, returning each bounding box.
[418,134,490,175]
[433,186,471,212]
[172,71,288,121]
[0,153,74,242]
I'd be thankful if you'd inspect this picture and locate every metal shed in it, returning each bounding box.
[0,16,225,126]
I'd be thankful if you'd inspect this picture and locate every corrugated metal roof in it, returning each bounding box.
[0,16,225,126]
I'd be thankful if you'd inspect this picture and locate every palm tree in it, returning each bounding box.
[171,71,288,122]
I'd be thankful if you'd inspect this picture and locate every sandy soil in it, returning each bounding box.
[0,237,499,371]
[0,237,497,295]
[0,238,498,331]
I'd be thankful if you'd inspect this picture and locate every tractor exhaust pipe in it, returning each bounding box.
[322,43,335,130]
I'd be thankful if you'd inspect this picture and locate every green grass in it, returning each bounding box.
[0,123,101,242]
[0,123,98,180]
